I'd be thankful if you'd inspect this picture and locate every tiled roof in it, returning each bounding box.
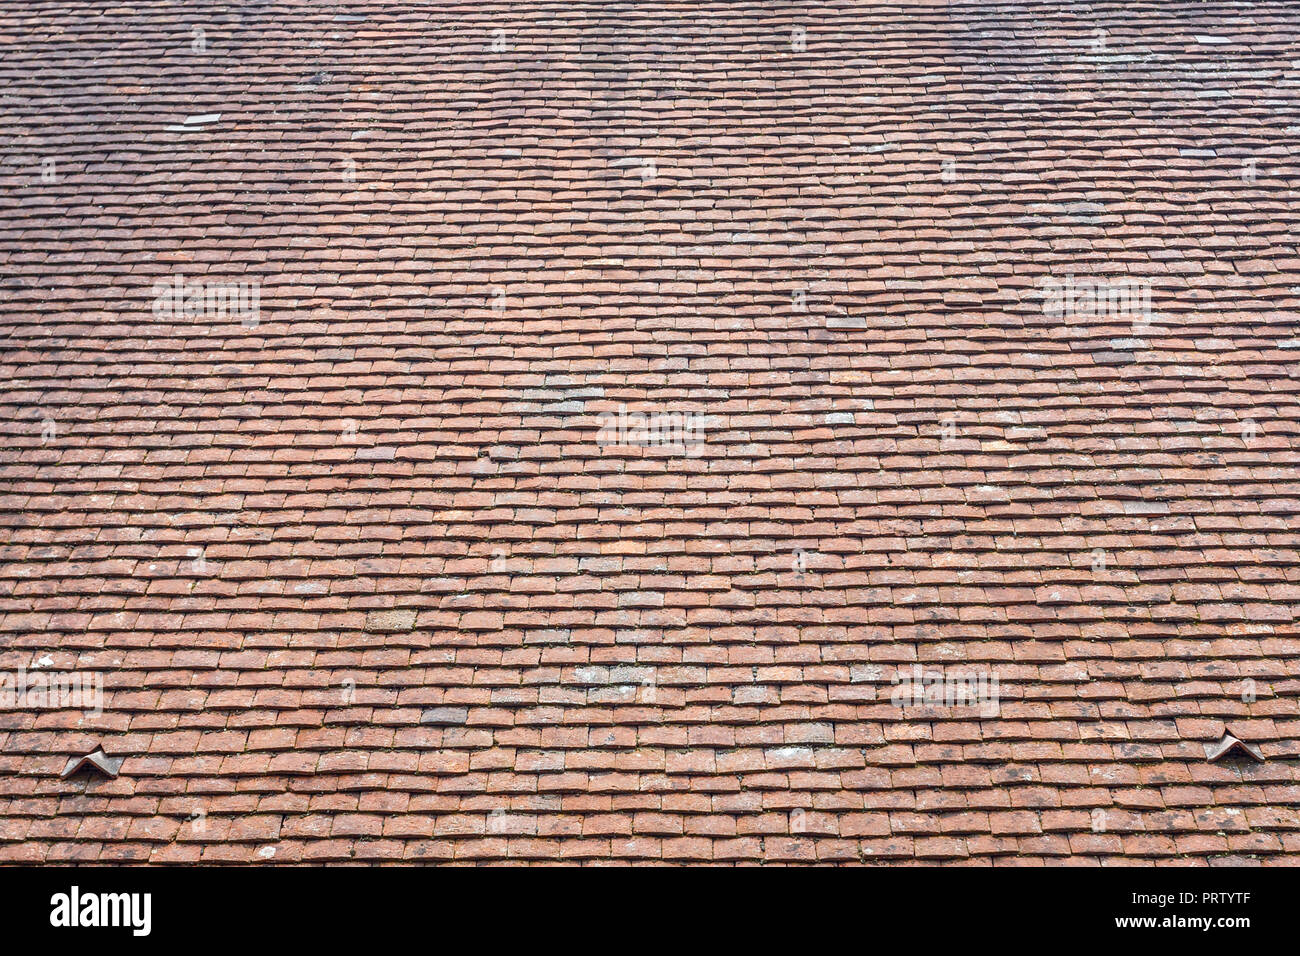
[1,1,1298,865]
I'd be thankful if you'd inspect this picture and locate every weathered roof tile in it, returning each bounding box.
[0,0,1297,866]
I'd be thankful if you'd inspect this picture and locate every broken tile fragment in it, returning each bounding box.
[165,113,222,132]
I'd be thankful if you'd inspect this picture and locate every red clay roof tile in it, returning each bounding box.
[0,0,1298,865]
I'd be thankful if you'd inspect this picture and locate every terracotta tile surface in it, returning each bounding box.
[1,1,1298,865]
